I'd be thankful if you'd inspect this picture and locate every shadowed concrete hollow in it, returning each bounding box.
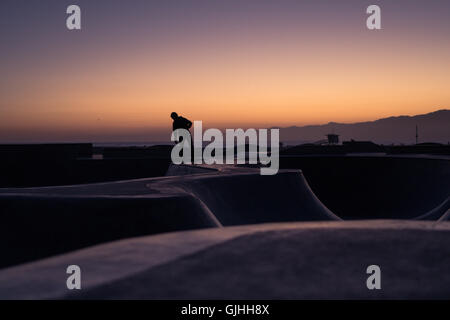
[0,169,337,268]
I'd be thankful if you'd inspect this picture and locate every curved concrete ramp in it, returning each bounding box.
[165,164,218,176]
[280,156,450,219]
[155,170,340,225]
[439,210,450,221]
[415,197,450,221]
[1,220,449,300]
[0,168,337,269]
[0,194,220,269]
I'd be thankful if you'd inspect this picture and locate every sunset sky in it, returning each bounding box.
[1,0,449,142]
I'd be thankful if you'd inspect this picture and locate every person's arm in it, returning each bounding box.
[186,119,192,128]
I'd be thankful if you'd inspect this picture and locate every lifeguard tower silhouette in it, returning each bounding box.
[326,133,339,145]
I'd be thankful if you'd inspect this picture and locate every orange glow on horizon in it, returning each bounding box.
[1,2,450,142]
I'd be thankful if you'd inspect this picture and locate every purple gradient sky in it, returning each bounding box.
[1,0,449,142]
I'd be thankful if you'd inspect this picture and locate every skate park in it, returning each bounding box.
[0,151,449,299]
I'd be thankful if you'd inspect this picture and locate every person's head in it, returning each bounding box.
[170,112,178,120]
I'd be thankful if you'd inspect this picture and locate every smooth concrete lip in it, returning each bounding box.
[0,220,449,300]
[1,164,447,221]
[0,164,230,193]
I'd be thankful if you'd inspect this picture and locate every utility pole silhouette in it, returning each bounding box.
[415,125,419,145]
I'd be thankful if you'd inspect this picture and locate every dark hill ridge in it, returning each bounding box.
[279,109,450,144]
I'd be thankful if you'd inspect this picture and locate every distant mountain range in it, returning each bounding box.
[278,109,450,145]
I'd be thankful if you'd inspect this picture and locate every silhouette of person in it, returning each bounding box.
[171,112,193,161]
[171,112,192,136]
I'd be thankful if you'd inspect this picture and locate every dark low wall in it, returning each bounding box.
[102,145,172,158]
[282,144,450,155]
[386,145,450,155]
[0,143,93,159]
[0,144,173,187]
[0,158,171,188]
